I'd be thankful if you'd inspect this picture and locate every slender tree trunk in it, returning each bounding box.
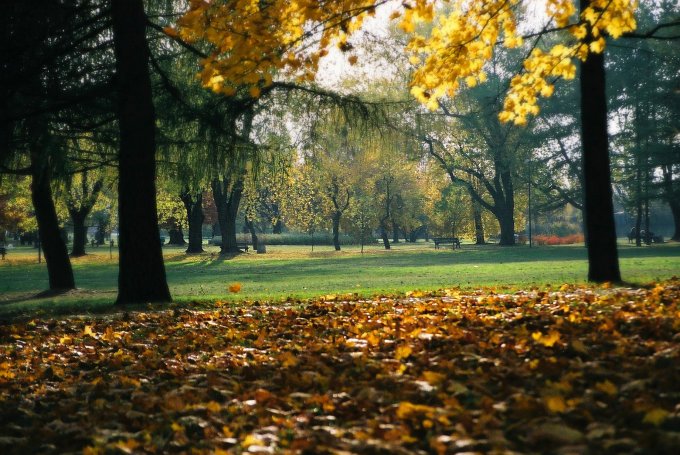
[71,212,88,256]
[332,212,341,251]
[181,192,204,253]
[472,199,485,244]
[272,204,283,234]
[30,156,76,290]
[668,199,680,241]
[244,216,259,251]
[212,177,243,254]
[579,0,621,282]
[112,0,171,304]
[662,165,680,241]
[392,222,400,243]
[380,223,391,250]
[635,145,643,246]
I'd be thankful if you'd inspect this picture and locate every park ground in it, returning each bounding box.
[1,241,679,453]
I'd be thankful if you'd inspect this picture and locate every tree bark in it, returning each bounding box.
[380,224,391,250]
[181,192,204,253]
[579,0,621,282]
[271,203,283,234]
[498,209,515,246]
[30,150,75,290]
[212,177,243,254]
[392,222,400,243]
[332,212,341,251]
[244,215,259,251]
[668,198,680,241]
[661,165,680,241]
[472,197,485,244]
[71,212,88,256]
[168,227,185,245]
[112,0,171,304]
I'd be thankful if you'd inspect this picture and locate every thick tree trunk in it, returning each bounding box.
[392,222,400,243]
[168,227,185,245]
[30,160,76,290]
[332,212,341,251]
[181,192,204,253]
[212,177,243,254]
[579,2,621,282]
[497,208,515,246]
[71,212,88,257]
[112,0,171,304]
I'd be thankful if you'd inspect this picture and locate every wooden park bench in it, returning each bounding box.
[433,237,461,249]
[0,246,6,260]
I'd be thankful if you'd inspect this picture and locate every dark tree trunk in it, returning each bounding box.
[71,212,88,257]
[181,192,204,253]
[380,224,391,250]
[272,204,283,234]
[332,212,341,251]
[497,169,516,246]
[472,199,485,244]
[662,164,680,241]
[497,208,515,246]
[30,155,75,290]
[66,171,103,257]
[244,215,259,251]
[392,222,400,243]
[579,1,621,282]
[168,227,185,245]
[212,177,243,254]
[112,0,171,304]
[668,199,680,241]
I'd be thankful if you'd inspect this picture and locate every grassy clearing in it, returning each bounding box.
[1,240,678,319]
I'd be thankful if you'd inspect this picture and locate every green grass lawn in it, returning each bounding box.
[1,240,678,318]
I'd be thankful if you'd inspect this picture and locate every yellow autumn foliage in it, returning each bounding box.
[176,0,638,126]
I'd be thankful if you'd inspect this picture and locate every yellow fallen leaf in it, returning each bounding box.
[643,408,669,426]
[544,395,567,413]
[422,371,446,385]
[59,335,73,345]
[82,325,95,337]
[532,330,561,347]
[206,401,221,413]
[102,326,117,342]
[365,331,381,347]
[278,351,298,368]
[595,380,618,396]
[114,438,140,454]
[571,339,588,354]
[228,282,242,293]
[242,433,265,448]
[395,344,412,360]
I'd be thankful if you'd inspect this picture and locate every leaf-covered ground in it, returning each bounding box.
[1,282,680,454]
